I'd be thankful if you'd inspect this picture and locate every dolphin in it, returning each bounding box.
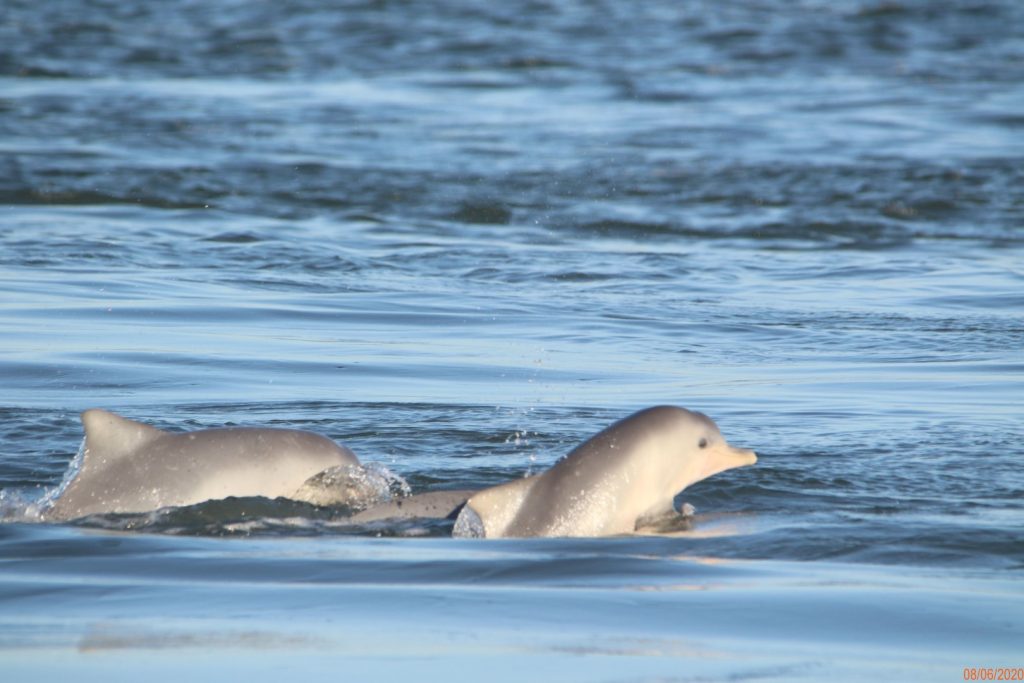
[452,405,756,538]
[44,405,756,536]
[44,409,362,521]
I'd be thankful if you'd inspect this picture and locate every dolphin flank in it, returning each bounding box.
[44,409,361,521]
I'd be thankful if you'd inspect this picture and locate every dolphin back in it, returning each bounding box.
[45,409,361,521]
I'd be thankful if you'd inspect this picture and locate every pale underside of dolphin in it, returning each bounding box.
[452,405,757,538]
[44,409,360,521]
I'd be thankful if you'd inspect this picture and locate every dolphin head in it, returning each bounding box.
[640,406,757,498]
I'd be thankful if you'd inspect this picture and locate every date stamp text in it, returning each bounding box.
[964,669,1024,681]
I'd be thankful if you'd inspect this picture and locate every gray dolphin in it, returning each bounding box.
[453,405,757,538]
[44,409,361,521]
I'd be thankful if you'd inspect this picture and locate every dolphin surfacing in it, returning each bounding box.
[44,405,756,536]
[44,409,361,521]
[454,405,756,538]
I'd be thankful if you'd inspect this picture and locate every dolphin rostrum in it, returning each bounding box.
[452,405,757,538]
[44,409,362,521]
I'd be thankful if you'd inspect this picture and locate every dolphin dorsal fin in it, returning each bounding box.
[80,409,166,465]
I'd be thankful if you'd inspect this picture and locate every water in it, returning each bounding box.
[2,0,1023,679]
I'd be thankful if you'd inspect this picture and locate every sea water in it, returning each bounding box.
[1,0,1022,680]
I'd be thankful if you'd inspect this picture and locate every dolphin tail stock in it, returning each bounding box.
[458,474,540,538]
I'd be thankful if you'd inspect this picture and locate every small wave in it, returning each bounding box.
[449,201,512,225]
[0,186,212,210]
[63,497,458,538]
[0,488,49,524]
[2,438,90,523]
[200,232,263,244]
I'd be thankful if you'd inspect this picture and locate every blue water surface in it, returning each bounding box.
[1,0,1023,680]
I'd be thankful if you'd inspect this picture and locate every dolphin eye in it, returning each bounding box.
[698,438,708,449]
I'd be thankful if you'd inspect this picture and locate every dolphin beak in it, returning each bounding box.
[731,445,757,466]
[699,443,757,480]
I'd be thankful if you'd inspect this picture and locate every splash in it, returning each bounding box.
[292,462,411,510]
[452,504,485,539]
[0,487,47,523]
[0,438,86,523]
